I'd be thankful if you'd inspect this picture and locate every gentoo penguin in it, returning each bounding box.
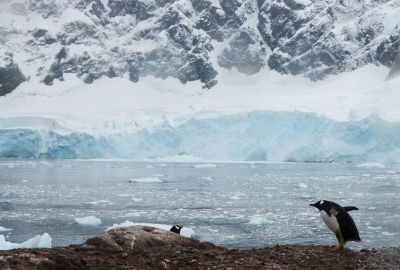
[310,200,361,249]
[170,225,183,234]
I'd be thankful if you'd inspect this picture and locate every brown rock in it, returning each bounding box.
[85,226,221,253]
[0,226,399,269]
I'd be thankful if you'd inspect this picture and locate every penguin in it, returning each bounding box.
[310,200,361,250]
[170,225,183,234]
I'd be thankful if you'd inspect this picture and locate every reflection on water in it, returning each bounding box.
[0,159,399,250]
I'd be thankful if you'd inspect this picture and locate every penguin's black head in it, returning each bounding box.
[170,225,183,234]
[310,200,333,212]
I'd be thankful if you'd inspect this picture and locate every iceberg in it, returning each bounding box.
[74,216,102,226]
[0,233,52,250]
[0,226,12,232]
[129,177,163,183]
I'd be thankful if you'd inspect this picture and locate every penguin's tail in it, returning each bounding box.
[350,235,361,242]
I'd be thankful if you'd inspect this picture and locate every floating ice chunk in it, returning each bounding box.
[386,171,397,174]
[0,226,12,232]
[0,233,52,250]
[129,177,163,183]
[154,154,204,162]
[131,197,143,202]
[194,163,217,168]
[22,180,28,182]
[106,220,136,230]
[117,194,132,197]
[367,226,381,230]
[381,232,396,236]
[356,162,386,168]
[229,196,241,200]
[75,216,102,226]
[124,212,141,217]
[298,183,308,188]
[248,217,274,225]
[86,200,111,205]
[38,233,52,248]
[106,221,195,238]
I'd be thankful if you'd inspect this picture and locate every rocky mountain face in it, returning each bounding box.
[386,48,400,80]
[379,27,400,80]
[0,50,26,96]
[0,0,400,95]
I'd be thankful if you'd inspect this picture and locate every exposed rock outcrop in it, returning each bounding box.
[0,51,26,96]
[377,27,400,69]
[0,226,400,269]
[386,48,400,81]
[84,226,219,253]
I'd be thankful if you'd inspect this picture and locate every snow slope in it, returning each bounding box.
[1,64,400,162]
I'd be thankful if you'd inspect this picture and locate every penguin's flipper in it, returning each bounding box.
[330,207,339,216]
[343,206,359,212]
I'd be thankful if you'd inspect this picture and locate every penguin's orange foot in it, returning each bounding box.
[333,245,343,250]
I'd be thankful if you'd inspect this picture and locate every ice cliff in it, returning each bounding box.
[1,110,400,162]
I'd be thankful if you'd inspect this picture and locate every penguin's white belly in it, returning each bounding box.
[320,210,339,232]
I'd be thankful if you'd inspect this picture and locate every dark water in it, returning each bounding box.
[0,159,399,250]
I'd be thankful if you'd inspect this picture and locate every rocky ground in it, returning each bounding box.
[1,226,399,269]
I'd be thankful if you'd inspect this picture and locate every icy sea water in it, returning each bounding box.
[0,159,399,250]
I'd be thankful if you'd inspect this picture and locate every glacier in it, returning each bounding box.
[1,110,400,162]
[1,64,400,162]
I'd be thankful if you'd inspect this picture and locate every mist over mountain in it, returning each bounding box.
[1,0,400,92]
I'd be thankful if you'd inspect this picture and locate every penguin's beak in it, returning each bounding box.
[309,203,316,207]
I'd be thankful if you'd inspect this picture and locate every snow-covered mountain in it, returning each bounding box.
[1,0,400,91]
[1,0,400,162]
